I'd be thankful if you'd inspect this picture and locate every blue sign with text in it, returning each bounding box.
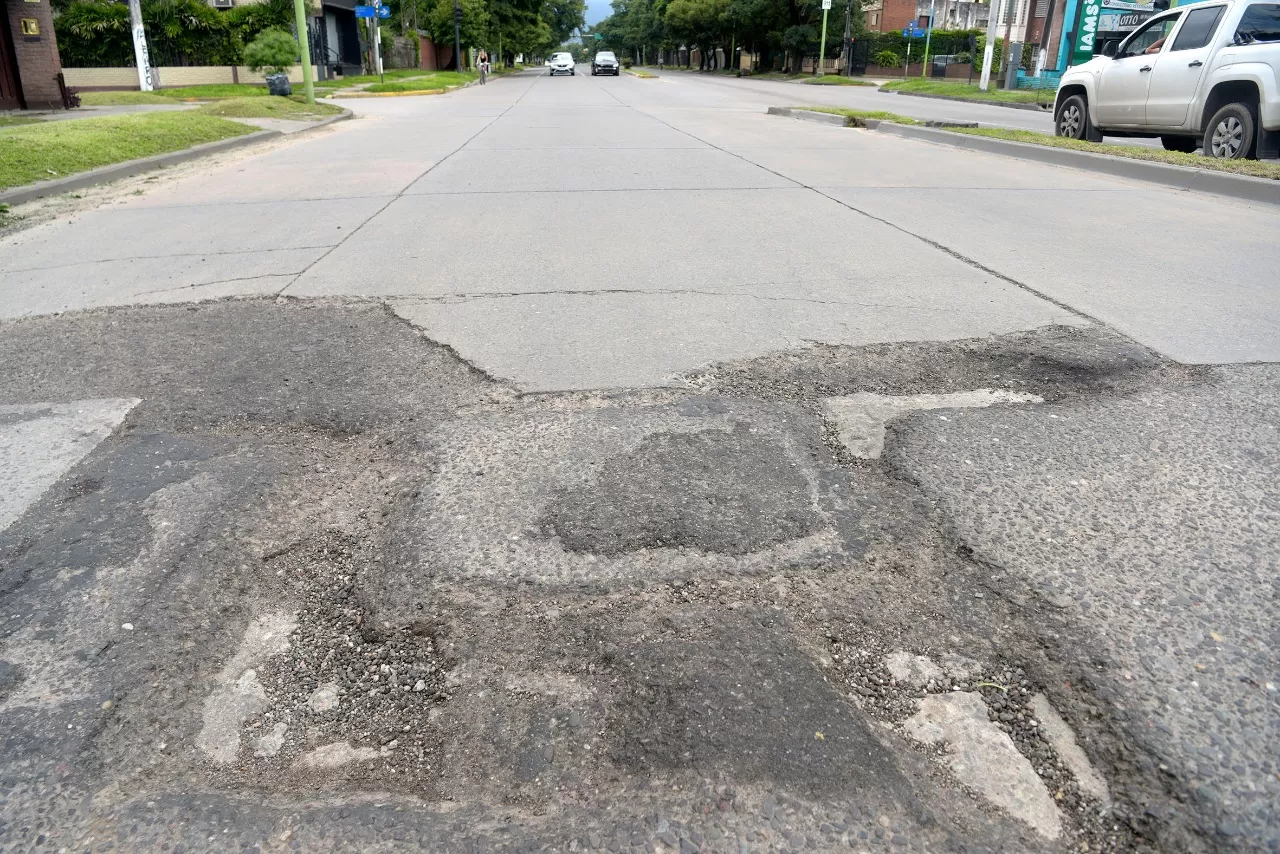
[902,25,926,37]
[355,5,374,17]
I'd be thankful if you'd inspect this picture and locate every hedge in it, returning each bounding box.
[55,0,304,68]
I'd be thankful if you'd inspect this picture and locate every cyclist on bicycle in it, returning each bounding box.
[477,49,490,84]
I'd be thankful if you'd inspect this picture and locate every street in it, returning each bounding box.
[1,68,1278,853]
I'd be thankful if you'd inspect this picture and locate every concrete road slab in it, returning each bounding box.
[732,134,1133,190]
[292,187,1079,305]
[821,185,1280,364]
[0,249,323,319]
[127,158,427,205]
[467,111,700,149]
[390,289,1079,390]
[0,198,385,273]
[405,147,792,193]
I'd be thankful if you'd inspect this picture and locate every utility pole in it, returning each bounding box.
[997,0,1017,84]
[842,0,854,76]
[453,0,463,72]
[127,0,153,92]
[818,0,832,75]
[293,0,315,102]
[922,0,935,75]
[978,0,1001,90]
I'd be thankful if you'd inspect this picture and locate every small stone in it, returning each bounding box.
[308,683,340,713]
[121,623,134,631]
[413,680,427,692]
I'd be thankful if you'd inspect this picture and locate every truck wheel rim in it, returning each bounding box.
[1059,105,1081,138]
[1211,116,1243,157]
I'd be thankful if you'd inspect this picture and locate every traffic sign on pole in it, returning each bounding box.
[355,6,374,17]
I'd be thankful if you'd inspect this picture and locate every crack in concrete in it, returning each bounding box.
[133,273,301,297]
[1,246,332,277]
[390,287,946,311]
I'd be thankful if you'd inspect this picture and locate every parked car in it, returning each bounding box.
[1054,0,1280,158]
[549,52,576,76]
[592,51,621,76]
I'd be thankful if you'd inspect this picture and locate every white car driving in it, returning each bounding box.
[549,52,576,76]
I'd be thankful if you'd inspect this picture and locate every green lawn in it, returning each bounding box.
[156,83,274,100]
[361,71,475,93]
[0,111,254,190]
[197,96,344,120]
[798,106,921,126]
[78,91,176,106]
[800,75,876,86]
[314,68,439,88]
[880,78,1055,106]
[948,127,1280,180]
[0,116,46,127]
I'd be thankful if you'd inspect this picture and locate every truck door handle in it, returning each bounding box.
[1140,65,1153,72]
[1188,59,1203,67]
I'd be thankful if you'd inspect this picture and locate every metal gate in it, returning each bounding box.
[847,38,869,76]
[0,17,23,110]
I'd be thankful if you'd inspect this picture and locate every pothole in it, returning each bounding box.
[544,424,822,556]
[827,634,1134,850]
[210,533,451,793]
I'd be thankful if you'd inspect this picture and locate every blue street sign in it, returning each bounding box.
[901,25,926,38]
[354,5,374,16]
[377,5,390,16]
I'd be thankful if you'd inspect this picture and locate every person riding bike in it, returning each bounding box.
[477,49,490,84]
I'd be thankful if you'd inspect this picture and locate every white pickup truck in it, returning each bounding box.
[1054,0,1280,158]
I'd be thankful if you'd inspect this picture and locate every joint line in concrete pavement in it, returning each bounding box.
[390,287,954,311]
[0,245,336,277]
[598,82,1108,332]
[273,75,542,298]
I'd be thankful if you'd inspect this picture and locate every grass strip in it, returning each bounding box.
[798,106,921,126]
[800,75,876,86]
[947,127,1280,180]
[0,116,46,127]
[197,96,344,120]
[362,72,475,93]
[78,91,176,106]
[0,111,254,190]
[881,78,1054,106]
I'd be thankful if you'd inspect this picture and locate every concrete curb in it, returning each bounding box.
[769,107,978,130]
[766,106,848,126]
[1,108,352,207]
[875,122,1280,206]
[879,88,1051,112]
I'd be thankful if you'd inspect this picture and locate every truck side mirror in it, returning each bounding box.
[1101,40,1118,57]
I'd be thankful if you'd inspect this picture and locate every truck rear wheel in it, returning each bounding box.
[1203,103,1257,159]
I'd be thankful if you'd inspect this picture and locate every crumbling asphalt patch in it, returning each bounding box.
[546,424,823,556]
[0,301,1251,853]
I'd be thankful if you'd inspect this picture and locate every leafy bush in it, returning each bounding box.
[621,57,633,68]
[872,49,901,67]
[55,0,301,68]
[243,28,298,75]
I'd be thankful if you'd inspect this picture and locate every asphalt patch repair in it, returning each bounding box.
[0,300,1249,852]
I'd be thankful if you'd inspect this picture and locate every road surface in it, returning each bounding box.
[0,68,1277,853]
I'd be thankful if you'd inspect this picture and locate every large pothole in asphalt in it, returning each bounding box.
[367,395,866,612]
[545,424,822,556]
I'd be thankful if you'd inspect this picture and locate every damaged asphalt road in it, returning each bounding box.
[0,299,1276,853]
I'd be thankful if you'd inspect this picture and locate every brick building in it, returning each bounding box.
[2,0,66,109]
[864,0,991,32]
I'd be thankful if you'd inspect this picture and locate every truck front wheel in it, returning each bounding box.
[1203,103,1257,159]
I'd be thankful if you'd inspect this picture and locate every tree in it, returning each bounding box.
[243,28,299,76]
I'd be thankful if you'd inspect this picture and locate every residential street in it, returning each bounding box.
[1,68,1277,853]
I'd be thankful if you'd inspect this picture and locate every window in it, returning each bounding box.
[1171,5,1225,49]
[1235,2,1280,41]
[1119,13,1181,55]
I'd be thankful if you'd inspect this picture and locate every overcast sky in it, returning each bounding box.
[585,0,611,25]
